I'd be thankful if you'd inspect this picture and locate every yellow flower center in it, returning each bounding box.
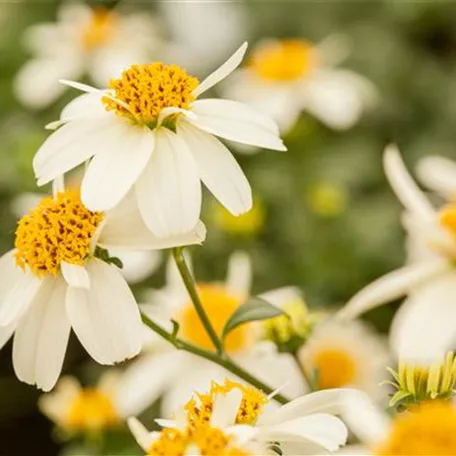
[66,388,119,432]
[14,189,104,277]
[439,205,456,236]
[103,63,199,124]
[308,348,357,389]
[375,402,456,455]
[177,284,251,354]
[185,379,269,428]
[388,352,456,409]
[148,426,250,456]
[249,39,319,82]
[81,7,117,51]
[211,201,265,236]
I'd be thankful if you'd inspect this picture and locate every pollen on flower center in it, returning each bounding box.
[249,39,319,82]
[185,379,269,428]
[66,388,119,432]
[375,401,456,456]
[308,348,357,389]
[14,189,104,277]
[177,284,252,353]
[148,425,250,456]
[103,63,200,124]
[81,7,118,51]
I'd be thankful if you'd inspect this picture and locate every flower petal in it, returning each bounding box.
[211,388,243,429]
[59,91,108,123]
[337,259,450,321]
[0,321,16,350]
[65,258,142,365]
[178,121,252,215]
[59,79,100,93]
[193,42,248,97]
[81,127,154,212]
[190,99,286,151]
[61,262,90,289]
[384,145,436,222]
[135,128,201,238]
[12,277,70,392]
[127,417,159,451]
[416,155,456,200]
[259,287,303,309]
[225,251,252,296]
[116,352,183,417]
[0,251,41,327]
[34,115,130,186]
[390,271,456,363]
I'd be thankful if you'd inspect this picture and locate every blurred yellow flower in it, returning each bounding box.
[306,181,348,217]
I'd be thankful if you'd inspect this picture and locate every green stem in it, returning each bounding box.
[141,313,290,405]
[172,247,224,355]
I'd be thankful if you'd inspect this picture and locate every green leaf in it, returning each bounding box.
[222,297,285,340]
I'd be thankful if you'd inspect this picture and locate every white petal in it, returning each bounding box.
[0,252,41,327]
[259,287,303,309]
[59,79,100,93]
[193,42,248,97]
[178,121,252,215]
[109,249,161,284]
[190,99,286,151]
[383,145,436,222]
[135,128,202,237]
[61,262,90,289]
[127,417,159,451]
[260,414,347,451]
[211,388,243,428]
[416,155,456,200]
[65,258,142,365]
[59,91,108,123]
[116,352,182,417]
[99,191,206,250]
[81,127,154,212]
[13,277,70,391]
[14,58,81,109]
[225,251,252,296]
[34,116,130,186]
[337,259,450,321]
[390,271,456,363]
[0,321,16,350]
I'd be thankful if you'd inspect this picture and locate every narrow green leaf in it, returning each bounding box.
[222,297,285,340]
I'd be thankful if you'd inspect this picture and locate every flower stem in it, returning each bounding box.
[172,247,224,355]
[141,313,290,405]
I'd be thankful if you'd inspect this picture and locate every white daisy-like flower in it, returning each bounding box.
[15,2,162,109]
[223,36,377,135]
[39,371,129,434]
[33,43,286,239]
[116,252,304,418]
[297,319,389,402]
[341,389,456,456]
[10,190,162,284]
[129,384,355,456]
[338,145,456,363]
[0,180,205,392]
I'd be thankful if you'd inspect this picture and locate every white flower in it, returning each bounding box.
[33,43,286,239]
[128,385,355,456]
[10,190,162,284]
[223,36,377,136]
[116,252,304,418]
[298,319,389,402]
[0,180,205,391]
[15,2,163,108]
[338,145,456,363]
[39,371,130,434]
[341,390,456,455]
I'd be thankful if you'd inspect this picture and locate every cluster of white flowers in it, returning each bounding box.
[7,2,456,456]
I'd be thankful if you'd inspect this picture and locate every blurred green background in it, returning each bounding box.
[1,0,456,454]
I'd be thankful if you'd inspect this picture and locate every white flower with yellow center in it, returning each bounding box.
[39,371,130,435]
[297,319,389,402]
[0,181,205,391]
[128,381,354,456]
[339,145,456,363]
[15,2,162,109]
[10,189,162,284]
[223,37,377,135]
[342,390,456,456]
[33,43,286,239]
[116,253,304,418]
